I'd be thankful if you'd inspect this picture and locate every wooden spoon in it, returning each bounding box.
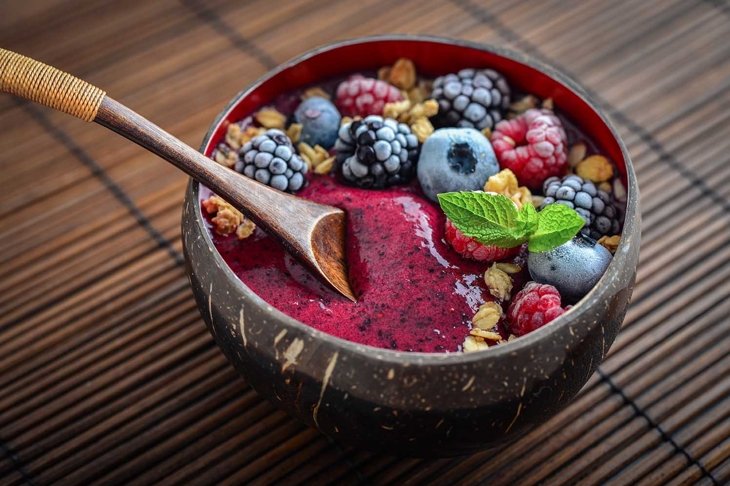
[0,48,356,302]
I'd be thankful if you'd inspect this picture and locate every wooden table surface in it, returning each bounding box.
[1,1,729,484]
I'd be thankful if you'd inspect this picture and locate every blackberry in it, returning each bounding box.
[431,68,510,131]
[236,129,307,193]
[541,175,621,239]
[334,115,419,189]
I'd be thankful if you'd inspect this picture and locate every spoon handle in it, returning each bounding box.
[0,48,302,229]
[93,96,293,232]
[0,48,106,121]
[1,48,355,301]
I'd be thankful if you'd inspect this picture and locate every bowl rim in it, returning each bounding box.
[187,34,639,365]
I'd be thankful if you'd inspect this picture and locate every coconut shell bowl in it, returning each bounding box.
[182,35,640,457]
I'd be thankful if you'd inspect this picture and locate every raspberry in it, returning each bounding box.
[491,108,568,190]
[444,219,521,262]
[507,282,566,336]
[335,75,403,117]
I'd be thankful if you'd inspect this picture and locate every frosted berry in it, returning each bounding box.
[445,219,521,263]
[528,234,612,304]
[431,68,510,130]
[507,282,566,336]
[294,96,341,148]
[491,108,568,190]
[541,174,620,239]
[334,115,419,188]
[236,129,307,192]
[417,128,500,202]
[335,75,403,117]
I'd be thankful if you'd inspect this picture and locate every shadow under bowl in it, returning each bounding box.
[182,35,640,457]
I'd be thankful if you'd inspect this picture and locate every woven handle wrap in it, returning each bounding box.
[0,49,105,122]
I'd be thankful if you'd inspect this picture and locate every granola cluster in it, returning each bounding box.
[484,169,532,208]
[462,262,522,352]
[201,195,255,239]
[383,98,439,143]
[298,142,335,174]
[377,58,432,104]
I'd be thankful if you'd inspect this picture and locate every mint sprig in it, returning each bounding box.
[437,191,584,253]
[437,192,525,248]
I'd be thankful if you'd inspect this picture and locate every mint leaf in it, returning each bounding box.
[528,203,585,253]
[438,191,518,228]
[515,202,538,237]
[437,192,531,248]
[465,225,528,249]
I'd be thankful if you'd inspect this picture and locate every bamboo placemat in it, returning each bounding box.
[1,0,729,484]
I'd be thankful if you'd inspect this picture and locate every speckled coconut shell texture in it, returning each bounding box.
[182,35,640,457]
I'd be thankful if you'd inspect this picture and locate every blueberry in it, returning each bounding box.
[294,96,341,148]
[528,235,613,304]
[416,128,499,201]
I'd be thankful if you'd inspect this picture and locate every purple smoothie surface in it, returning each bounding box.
[207,176,507,352]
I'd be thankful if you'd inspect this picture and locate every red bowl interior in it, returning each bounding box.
[202,38,627,183]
